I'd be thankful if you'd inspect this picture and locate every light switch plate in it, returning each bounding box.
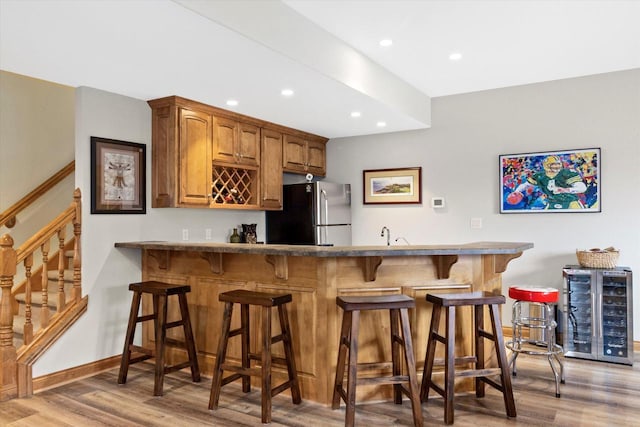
[470,218,483,229]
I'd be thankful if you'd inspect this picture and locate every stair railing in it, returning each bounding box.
[0,188,82,401]
[0,160,75,229]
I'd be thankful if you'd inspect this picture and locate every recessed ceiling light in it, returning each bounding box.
[350,111,361,118]
[376,121,387,128]
[226,99,238,106]
[281,88,294,97]
[449,52,463,61]
[379,39,393,47]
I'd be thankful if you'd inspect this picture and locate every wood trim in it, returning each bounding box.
[0,161,75,229]
[32,355,121,393]
[431,254,458,279]
[265,254,288,279]
[201,252,223,274]
[494,252,523,273]
[363,256,383,281]
[148,96,328,142]
[147,249,169,270]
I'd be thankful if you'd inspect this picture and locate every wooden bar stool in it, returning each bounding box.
[208,289,301,424]
[332,295,423,427]
[420,291,516,425]
[117,281,200,396]
[506,286,564,397]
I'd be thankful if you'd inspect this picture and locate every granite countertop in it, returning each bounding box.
[114,241,534,257]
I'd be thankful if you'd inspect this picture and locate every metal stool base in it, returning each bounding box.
[506,300,565,397]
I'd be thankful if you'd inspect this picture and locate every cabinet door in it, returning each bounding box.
[282,134,307,172]
[306,139,326,176]
[179,108,212,205]
[238,122,260,166]
[260,129,283,210]
[212,116,238,164]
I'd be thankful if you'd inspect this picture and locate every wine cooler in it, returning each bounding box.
[562,266,633,365]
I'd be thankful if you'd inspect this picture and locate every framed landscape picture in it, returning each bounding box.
[363,167,422,204]
[499,148,600,213]
[91,136,146,214]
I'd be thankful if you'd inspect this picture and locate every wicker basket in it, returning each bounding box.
[576,248,619,269]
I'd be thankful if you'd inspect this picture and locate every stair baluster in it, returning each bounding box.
[23,254,33,345]
[40,241,50,328]
[56,229,66,312]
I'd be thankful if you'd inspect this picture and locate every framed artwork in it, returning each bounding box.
[90,136,146,214]
[363,167,422,204]
[500,148,600,213]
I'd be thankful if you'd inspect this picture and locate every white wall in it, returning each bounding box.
[327,69,640,334]
[0,71,75,246]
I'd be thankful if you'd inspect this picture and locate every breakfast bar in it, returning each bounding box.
[114,241,533,405]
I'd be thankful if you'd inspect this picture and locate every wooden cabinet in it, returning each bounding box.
[179,108,212,206]
[283,134,326,176]
[213,117,260,167]
[149,96,327,210]
[149,102,212,208]
[260,129,283,210]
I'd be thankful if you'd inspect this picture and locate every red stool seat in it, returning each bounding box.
[509,286,559,303]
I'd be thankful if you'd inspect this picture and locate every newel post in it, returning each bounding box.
[0,233,17,401]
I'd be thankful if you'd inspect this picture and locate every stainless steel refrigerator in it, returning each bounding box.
[266,182,351,246]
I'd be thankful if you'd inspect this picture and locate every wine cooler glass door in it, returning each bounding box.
[566,273,594,356]
[601,272,629,358]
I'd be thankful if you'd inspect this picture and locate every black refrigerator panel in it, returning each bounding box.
[266,185,315,245]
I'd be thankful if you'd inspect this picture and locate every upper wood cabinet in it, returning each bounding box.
[213,117,260,167]
[179,108,212,206]
[149,96,327,210]
[260,129,283,210]
[283,134,326,176]
[149,102,212,208]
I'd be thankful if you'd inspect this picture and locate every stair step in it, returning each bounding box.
[47,269,74,283]
[15,281,73,308]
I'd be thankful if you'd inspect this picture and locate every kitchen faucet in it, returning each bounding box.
[395,237,411,245]
[380,226,391,246]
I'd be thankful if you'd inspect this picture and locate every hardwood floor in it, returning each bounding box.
[1,353,639,426]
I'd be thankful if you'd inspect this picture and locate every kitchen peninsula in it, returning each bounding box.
[114,241,532,404]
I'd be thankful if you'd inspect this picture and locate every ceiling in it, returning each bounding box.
[1,0,638,139]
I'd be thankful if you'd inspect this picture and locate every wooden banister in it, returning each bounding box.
[0,188,83,401]
[0,160,75,229]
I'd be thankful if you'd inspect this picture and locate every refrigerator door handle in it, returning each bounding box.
[319,189,328,245]
[596,292,602,339]
[591,292,602,338]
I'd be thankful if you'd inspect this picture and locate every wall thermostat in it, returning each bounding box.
[431,197,445,208]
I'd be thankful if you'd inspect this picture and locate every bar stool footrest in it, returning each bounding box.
[164,361,193,374]
[357,375,411,386]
